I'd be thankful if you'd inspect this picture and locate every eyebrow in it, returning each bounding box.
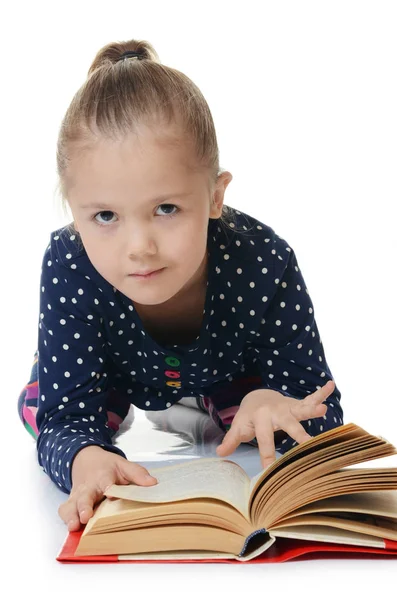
[79,192,192,210]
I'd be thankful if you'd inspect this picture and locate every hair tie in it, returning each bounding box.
[117,51,143,62]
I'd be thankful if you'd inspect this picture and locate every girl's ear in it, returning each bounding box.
[209,171,233,219]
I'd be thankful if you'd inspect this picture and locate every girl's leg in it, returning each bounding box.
[17,351,39,439]
[104,361,136,435]
[17,351,132,440]
[196,376,263,447]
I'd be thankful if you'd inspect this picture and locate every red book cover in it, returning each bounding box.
[57,529,397,564]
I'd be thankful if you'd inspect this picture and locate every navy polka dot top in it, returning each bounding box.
[35,208,343,492]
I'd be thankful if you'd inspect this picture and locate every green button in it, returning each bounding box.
[165,356,180,367]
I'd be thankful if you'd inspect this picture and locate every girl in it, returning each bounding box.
[18,39,343,532]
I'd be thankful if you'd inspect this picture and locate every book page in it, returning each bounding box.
[249,466,272,496]
[248,422,397,522]
[105,458,251,520]
[269,524,386,548]
[284,489,397,520]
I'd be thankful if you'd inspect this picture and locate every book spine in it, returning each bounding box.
[239,528,268,557]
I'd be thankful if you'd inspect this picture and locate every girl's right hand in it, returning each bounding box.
[58,445,158,531]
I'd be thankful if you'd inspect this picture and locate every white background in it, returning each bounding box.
[1,1,397,598]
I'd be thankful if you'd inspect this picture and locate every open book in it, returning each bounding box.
[65,423,397,562]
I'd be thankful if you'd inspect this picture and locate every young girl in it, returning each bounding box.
[18,39,343,532]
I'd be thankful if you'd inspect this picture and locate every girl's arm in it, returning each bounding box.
[245,243,344,451]
[206,243,343,454]
[36,237,127,494]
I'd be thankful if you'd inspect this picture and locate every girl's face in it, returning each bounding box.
[66,123,232,308]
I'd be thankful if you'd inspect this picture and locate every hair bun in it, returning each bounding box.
[117,50,144,62]
[88,40,160,75]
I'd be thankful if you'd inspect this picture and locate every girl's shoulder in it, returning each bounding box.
[40,223,105,293]
[213,207,293,272]
[40,224,119,321]
[48,223,86,267]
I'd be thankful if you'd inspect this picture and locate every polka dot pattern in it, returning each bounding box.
[35,210,343,493]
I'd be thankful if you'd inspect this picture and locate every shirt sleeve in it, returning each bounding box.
[247,243,344,453]
[36,236,127,494]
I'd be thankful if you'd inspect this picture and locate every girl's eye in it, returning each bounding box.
[156,204,179,218]
[94,210,117,226]
[93,204,179,227]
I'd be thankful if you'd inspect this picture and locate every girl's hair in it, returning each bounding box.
[54,38,251,246]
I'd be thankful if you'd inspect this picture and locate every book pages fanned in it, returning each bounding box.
[106,457,251,519]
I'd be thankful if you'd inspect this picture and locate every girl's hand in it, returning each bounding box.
[58,445,157,531]
[216,380,335,469]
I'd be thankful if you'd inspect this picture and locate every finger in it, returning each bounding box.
[291,399,328,421]
[58,497,83,532]
[279,412,313,445]
[304,380,335,404]
[76,487,98,524]
[117,460,158,486]
[254,417,278,470]
[216,425,243,457]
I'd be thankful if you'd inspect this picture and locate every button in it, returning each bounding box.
[166,381,181,388]
[164,370,181,379]
[165,356,180,367]
[165,355,182,389]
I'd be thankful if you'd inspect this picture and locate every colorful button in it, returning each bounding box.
[166,381,181,388]
[165,370,181,379]
[165,356,180,367]
[165,356,181,389]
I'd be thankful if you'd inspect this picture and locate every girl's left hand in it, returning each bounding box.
[216,380,335,469]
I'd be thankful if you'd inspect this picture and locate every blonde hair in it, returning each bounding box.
[55,38,247,242]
